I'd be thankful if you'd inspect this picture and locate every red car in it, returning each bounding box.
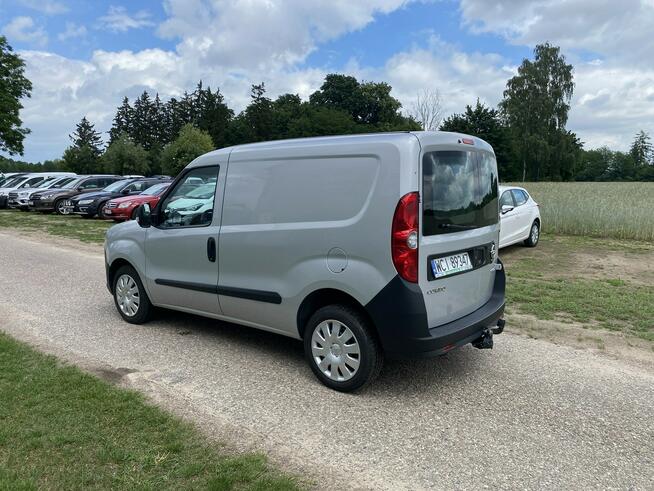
[102,182,171,221]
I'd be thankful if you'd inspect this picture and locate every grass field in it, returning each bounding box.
[501,235,654,345]
[508,182,654,241]
[0,332,299,490]
[0,209,111,244]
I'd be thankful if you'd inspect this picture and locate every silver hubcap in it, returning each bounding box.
[115,274,140,317]
[311,319,361,382]
[531,224,539,243]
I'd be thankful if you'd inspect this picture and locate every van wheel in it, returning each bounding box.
[524,220,540,247]
[304,305,383,392]
[113,265,152,324]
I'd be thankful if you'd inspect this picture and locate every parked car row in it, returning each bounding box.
[0,172,172,221]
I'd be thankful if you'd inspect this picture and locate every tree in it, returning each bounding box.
[629,130,652,167]
[63,117,103,173]
[194,83,233,148]
[69,116,103,154]
[0,36,33,155]
[101,133,150,176]
[161,124,214,176]
[309,73,419,131]
[410,89,442,131]
[62,145,102,174]
[499,43,575,181]
[108,97,133,145]
[243,83,274,142]
[441,100,518,180]
[131,91,159,150]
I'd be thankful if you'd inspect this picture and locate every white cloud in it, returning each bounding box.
[97,5,155,33]
[58,22,87,41]
[2,16,48,47]
[18,0,68,15]
[459,0,654,62]
[158,0,416,70]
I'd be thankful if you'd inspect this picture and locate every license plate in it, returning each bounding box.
[431,252,472,279]
[104,209,111,214]
[28,201,33,205]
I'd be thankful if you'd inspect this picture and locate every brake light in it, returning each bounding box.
[391,192,419,283]
[460,138,474,145]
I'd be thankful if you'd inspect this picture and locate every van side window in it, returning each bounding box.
[158,167,219,228]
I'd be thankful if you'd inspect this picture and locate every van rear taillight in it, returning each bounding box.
[392,192,419,283]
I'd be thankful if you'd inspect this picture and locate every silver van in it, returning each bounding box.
[105,132,505,391]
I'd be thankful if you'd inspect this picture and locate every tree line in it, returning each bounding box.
[1,35,652,181]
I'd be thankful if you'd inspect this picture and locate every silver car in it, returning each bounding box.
[105,132,506,391]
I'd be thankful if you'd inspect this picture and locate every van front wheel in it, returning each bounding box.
[113,265,152,324]
[304,305,383,392]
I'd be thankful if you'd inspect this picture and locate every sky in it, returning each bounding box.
[1,0,653,163]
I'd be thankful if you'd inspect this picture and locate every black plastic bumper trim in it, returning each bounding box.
[154,279,282,304]
[365,260,505,359]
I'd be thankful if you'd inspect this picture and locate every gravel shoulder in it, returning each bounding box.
[1,231,653,489]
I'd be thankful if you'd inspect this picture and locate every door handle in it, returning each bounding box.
[207,237,216,262]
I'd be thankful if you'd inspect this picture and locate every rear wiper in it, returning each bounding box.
[438,223,477,230]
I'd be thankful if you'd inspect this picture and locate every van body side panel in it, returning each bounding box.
[218,137,418,337]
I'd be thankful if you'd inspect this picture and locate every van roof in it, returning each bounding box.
[191,131,494,167]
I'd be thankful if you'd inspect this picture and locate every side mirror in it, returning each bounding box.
[501,205,514,215]
[136,203,152,227]
[121,188,130,195]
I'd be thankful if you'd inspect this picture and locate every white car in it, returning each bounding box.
[498,185,541,248]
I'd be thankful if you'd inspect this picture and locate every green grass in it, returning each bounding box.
[0,209,111,244]
[506,182,654,241]
[503,235,654,343]
[0,332,301,490]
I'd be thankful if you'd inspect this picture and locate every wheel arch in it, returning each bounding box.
[107,257,136,294]
[296,288,377,339]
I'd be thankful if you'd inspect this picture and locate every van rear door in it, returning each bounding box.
[418,147,500,328]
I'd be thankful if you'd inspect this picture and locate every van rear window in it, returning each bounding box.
[422,150,498,236]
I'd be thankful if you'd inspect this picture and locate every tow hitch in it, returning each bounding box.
[472,318,505,350]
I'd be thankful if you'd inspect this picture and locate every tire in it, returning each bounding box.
[304,304,383,392]
[112,265,153,324]
[54,198,72,215]
[524,220,540,247]
[97,201,109,219]
[130,208,139,220]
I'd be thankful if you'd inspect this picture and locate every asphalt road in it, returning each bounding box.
[1,231,653,490]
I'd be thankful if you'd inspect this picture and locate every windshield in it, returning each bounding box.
[422,150,498,236]
[49,177,76,189]
[103,180,131,192]
[140,183,169,196]
[59,177,81,189]
[1,177,25,188]
[35,177,57,188]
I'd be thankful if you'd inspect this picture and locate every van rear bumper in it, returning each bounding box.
[365,261,505,359]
